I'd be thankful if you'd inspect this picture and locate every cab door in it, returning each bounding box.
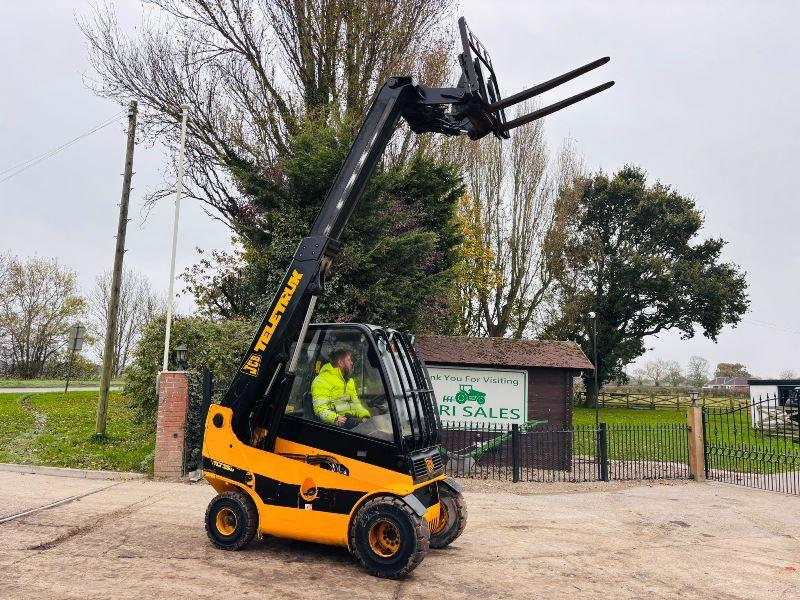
[276,324,409,477]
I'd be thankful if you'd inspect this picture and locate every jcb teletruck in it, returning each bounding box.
[202,16,612,578]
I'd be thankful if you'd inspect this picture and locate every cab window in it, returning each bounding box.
[286,327,394,443]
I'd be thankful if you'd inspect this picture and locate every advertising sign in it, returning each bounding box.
[67,323,86,351]
[428,365,527,425]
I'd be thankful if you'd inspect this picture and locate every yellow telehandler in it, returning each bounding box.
[202,16,612,578]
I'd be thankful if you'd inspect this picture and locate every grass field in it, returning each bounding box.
[571,406,799,473]
[0,391,154,472]
[573,407,686,426]
[570,407,689,464]
[0,379,124,388]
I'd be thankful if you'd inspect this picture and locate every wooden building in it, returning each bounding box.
[415,335,593,428]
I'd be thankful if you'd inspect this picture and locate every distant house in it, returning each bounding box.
[747,379,800,428]
[748,379,800,406]
[703,376,749,391]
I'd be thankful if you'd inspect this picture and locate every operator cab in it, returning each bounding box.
[277,323,444,480]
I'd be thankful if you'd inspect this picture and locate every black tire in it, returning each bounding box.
[349,496,429,579]
[205,491,258,551]
[429,485,467,549]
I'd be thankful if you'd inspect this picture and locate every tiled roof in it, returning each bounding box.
[705,376,749,387]
[415,335,594,371]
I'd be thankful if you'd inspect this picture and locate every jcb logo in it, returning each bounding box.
[241,353,261,377]
[425,457,435,474]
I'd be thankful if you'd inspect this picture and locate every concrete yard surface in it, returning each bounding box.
[0,473,798,599]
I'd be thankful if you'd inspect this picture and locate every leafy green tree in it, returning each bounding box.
[714,362,751,378]
[124,316,255,426]
[183,120,464,333]
[86,0,462,334]
[544,166,749,407]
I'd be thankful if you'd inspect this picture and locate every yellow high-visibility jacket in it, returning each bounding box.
[311,362,371,424]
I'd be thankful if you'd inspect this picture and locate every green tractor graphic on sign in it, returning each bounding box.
[454,384,486,405]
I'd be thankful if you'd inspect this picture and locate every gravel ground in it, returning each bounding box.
[1,472,798,599]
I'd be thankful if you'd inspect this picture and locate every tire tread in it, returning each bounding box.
[429,487,467,549]
[205,490,258,551]
[349,496,429,579]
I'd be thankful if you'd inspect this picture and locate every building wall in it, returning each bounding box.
[527,367,572,428]
[750,384,778,401]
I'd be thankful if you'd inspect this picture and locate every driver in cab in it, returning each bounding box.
[311,349,371,427]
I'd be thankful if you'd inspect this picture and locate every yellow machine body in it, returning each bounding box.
[203,405,443,547]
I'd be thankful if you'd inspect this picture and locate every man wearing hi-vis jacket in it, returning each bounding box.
[311,348,371,427]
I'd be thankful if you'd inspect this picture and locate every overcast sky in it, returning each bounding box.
[1,1,798,378]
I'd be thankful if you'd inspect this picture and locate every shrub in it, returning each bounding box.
[123,315,254,428]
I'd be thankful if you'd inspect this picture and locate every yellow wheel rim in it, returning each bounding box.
[368,520,401,558]
[430,502,448,535]
[216,507,238,536]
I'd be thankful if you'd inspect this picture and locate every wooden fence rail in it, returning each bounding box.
[574,391,746,411]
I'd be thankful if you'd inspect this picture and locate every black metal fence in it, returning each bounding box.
[704,395,800,495]
[441,421,689,482]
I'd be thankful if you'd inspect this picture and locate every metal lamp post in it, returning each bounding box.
[689,389,699,406]
[589,311,599,425]
[162,104,191,372]
[174,344,188,371]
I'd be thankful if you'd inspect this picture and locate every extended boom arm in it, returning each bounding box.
[219,21,614,448]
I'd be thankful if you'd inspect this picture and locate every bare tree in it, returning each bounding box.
[0,252,11,374]
[88,269,165,377]
[645,359,668,387]
[454,104,583,338]
[0,256,85,378]
[779,368,797,379]
[630,366,648,386]
[664,360,684,387]
[686,355,710,388]
[80,0,454,228]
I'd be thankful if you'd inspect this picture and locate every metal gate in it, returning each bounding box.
[703,396,800,494]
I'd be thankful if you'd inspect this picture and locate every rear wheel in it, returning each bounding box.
[429,485,467,549]
[205,491,258,551]
[350,496,429,578]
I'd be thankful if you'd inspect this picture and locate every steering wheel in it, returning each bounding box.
[367,393,388,414]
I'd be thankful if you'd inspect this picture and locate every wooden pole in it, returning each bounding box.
[687,405,706,481]
[96,100,137,436]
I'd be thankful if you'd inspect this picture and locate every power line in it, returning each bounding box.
[0,110,126,185]
[742,318,800,337]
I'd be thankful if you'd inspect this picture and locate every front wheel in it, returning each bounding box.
[429,485,467,549]
[350,497,429,578]
[205,491,258,551]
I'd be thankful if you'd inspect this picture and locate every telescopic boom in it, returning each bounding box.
[219,18,614,447]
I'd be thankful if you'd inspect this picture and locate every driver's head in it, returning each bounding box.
[330,349,353,378]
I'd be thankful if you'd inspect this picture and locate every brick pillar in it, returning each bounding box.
[154,371,189,478]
